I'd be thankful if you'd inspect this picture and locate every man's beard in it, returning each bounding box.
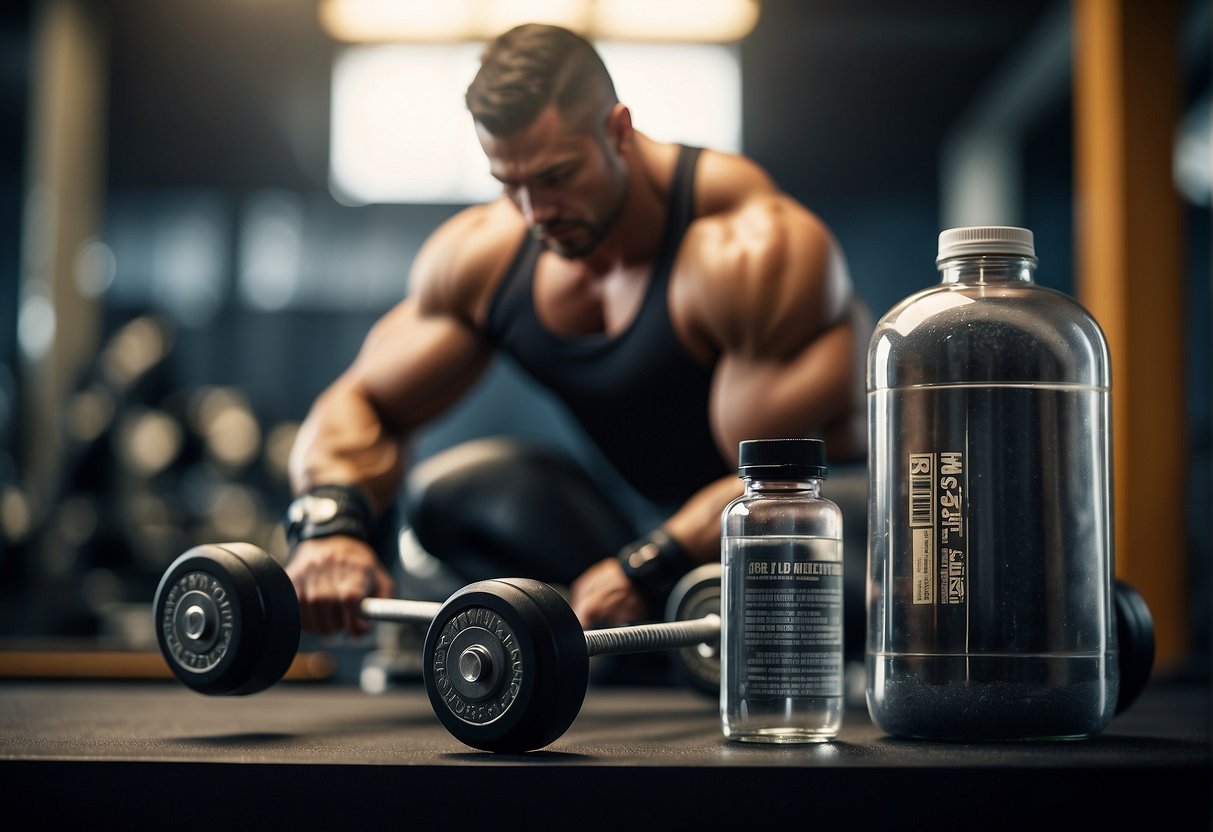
[531,219,605,259]
[532,182,627,260]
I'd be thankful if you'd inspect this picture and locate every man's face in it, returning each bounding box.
[477,105,628,259]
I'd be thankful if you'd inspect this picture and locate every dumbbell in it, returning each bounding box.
[155,541,457,696]
[154,543,722,748]
[422,574,720,752]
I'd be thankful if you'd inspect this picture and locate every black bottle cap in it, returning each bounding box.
[737,438,828,479]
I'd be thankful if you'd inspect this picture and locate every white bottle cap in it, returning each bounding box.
[937,226,1035,265]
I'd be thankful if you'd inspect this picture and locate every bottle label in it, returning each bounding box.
[907,452,968,606]
[726,536,843,698]
[873,384,1110,658]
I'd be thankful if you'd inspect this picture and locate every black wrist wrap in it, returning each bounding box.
[284,484,374,550]
[616,528,696,610]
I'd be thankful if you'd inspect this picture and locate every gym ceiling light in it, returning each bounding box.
[318,0,761,44]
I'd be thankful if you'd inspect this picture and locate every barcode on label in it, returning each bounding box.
[908,453,934,527]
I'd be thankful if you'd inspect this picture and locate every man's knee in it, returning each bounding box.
[407,438,582,537]
[403,437,634,583]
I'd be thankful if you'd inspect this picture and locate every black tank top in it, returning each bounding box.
[484,145,729,507]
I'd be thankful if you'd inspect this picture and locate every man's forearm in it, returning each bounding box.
[662,474,744,562]
[288,382,407,516]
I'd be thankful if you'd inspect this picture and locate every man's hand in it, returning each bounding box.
[570,557,647,629]
[285,536,394,637]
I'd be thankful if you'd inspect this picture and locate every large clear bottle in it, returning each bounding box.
[721,438,844,742]
[866,226,1117,739]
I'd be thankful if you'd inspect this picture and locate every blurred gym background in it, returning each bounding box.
[0,0,1207,681]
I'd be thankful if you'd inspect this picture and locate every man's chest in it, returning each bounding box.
[528,254,715,364]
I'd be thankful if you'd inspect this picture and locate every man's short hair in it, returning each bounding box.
[466,24,618,137]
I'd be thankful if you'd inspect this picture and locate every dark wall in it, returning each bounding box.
[0,2,30,470]
[0,2,31,607]
[0,1,1207,664]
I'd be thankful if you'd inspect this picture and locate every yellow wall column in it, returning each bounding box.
[1074,0,1188,668]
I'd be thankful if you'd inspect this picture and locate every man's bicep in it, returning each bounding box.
[709,315,862,465]
[353,298,493,433]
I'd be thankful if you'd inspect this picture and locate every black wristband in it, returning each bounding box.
[616,528,697,610]
[284,484,374,550]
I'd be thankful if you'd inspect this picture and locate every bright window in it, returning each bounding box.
[329,41,742,205]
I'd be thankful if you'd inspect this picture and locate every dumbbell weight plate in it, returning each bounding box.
[422,578,589,753]
[1114,580,1155,715]
[154,543,300,696]
[665,563,722,696]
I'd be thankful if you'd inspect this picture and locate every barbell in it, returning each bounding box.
[154,542,721,750]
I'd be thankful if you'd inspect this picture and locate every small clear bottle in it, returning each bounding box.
[866,226,1117,740]
[721,438,844,743]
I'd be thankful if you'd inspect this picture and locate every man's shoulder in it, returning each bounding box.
[677,186,842,357]
[684,186,831,281]
[417,199,526,276]
[411,199,527,321]
[685,148,827,251]
[690,148,781,215]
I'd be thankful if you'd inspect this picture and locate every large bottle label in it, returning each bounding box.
[908,451,968,607]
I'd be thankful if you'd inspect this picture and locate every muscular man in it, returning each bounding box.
[284,24,866,637]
